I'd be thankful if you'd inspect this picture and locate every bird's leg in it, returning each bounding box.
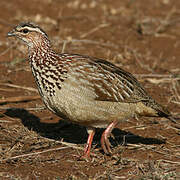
[101,120,119,154]
[83,127,95,158]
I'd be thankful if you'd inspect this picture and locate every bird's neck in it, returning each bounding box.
[28,37,55,65]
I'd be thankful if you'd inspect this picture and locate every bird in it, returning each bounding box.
[7,22,175,157]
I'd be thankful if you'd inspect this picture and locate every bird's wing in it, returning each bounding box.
[90,58,151,103]
[64,54,152,103]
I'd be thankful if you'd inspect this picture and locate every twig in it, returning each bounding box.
[158,159,180,165]
[172,101,180,105]
[122,125,147,130]
[41,138,85,151]
[60,141,84,150]
[59,39,118,48]
[146,78,180,84]
[172,80,180,101]
[0,95,40,105]
[152,149,180,159]
[80,23,110,38]
[156,7,178,33]
[38,136,84,150]
[126,143,156,149]
[0,83,38,92]
[25,106,46,111]
[0,146,69,163]
[0,139,85,163]
[0,106,45,111]
[61,40,68,53]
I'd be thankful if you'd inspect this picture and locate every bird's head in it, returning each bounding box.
[7,22,50,48]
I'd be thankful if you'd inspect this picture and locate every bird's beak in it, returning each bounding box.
[7,31,15,37]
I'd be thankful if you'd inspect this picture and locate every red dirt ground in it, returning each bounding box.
[0,0,179,179]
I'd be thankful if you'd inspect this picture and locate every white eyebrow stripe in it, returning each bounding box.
[18,27,44,34]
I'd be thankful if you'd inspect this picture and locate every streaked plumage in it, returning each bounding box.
[7,22,174,157]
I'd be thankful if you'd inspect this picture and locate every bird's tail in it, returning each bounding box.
[152,101,179,124]
[167,116,179,124]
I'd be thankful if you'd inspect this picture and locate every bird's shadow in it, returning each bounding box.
[4,108,165,148]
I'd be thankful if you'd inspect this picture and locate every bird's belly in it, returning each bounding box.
[42,83,137,128]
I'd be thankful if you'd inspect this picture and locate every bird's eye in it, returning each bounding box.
[21,29,29,34]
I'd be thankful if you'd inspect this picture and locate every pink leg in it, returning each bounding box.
[101,120,118,154]
[83,127,95,157]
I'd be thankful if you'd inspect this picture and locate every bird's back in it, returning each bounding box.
[34,53,171,125]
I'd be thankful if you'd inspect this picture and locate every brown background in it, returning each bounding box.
[0,0,179,179]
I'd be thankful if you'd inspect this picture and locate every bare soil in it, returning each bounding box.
[0,0,179,179]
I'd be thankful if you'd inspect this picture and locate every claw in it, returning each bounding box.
[101,131,112,154]
[101,120,118,154]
